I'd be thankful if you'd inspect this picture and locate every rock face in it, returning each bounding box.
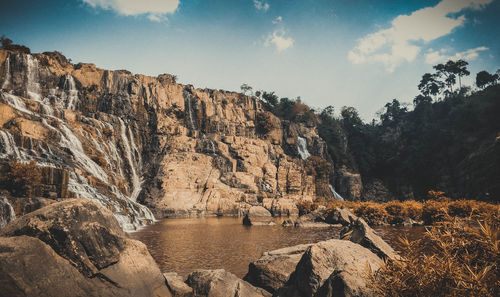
[186,269,271,297]
[244,244,312,294]
[0,195,15,228]
[0,49,356,228]
[335,166,363,201]
[341,218,399,261]
[243,206,273,225]
[294,208,330,227]
[0,199,171,297]
[280,239,381,297]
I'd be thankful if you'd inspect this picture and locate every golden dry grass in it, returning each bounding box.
[370,218,499,297]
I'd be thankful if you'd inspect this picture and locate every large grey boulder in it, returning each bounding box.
[243,206,273,226]
[0,199,171,297]
[279,239,381,297]
[244,244,312,294]
[186,269,271,297]
[341,218,399,261]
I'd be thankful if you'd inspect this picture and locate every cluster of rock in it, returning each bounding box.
[0,193,400,297]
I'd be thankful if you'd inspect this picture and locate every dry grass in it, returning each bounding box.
[370,218,499,297]
[299,191,499,226]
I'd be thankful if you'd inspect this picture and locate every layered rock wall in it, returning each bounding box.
[0,49,341,228]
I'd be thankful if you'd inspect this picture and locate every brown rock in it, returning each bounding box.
[186,269,271,297]
[281,239,381,297]
[243,206,273,226]
[325,207,358,226]
[341,218,399,261]
[163,272,193,297]
[244,244,312,294]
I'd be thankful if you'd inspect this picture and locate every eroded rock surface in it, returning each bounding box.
[243,206,273,225]
[280,239,381,297]
[244,244,312,294]
[0,199,171,297]
[186,269,271,297]
[341,218,399,261]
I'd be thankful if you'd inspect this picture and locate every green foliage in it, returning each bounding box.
[476,70,499,89]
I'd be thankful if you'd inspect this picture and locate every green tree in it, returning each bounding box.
[418,73,443,97]
[476,70,499,89]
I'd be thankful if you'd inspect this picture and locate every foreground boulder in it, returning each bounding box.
[279,239,381,297]
[164,272,193,297]
[244,244,312,294]
[186,269,271,297]
[341,218,399,261]
[243,206,274,226]
[0,199,171,297]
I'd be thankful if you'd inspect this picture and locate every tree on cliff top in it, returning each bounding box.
[1,35,31,54]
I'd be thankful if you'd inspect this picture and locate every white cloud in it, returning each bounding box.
[253,0,269,12]
[348,0,493,72]
[82,0,179,21]
[425,46,489,64]
[272,16,283,24]
[265,28,294,52]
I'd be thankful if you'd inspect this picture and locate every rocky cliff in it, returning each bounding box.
[0,49,343,230]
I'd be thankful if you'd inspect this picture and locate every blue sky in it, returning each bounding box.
[1,0,499,120]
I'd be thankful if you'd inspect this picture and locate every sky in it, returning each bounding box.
[1,0,499,120]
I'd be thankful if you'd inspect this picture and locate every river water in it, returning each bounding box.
[130,217,424,278]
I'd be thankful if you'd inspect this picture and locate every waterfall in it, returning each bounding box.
[0,130,25,161]
[62,75,78,110]
[297,136,311,160]
[2,56,10,90]
[24,55,53,115]
[119,119,142,201]
[59,124,108,182]
[1,91,33,115]
[183,90,196,129]
[68,172,154,232]
[329,184,344,201]
[0,196,16,229]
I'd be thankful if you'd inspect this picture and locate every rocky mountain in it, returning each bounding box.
[0,48,350,231]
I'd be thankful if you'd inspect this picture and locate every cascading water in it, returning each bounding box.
[24,55,53,115]
[0,130,26,161]
[62,75,78,110]
[68,172,154,232]
[119,119,142,201]
[297,136,311,160]
[183,90,196,130]
[1,56,10,90]
[0,196,16,229]
[59,124,108,182]
[329,184,344,201]
[1,91,33,115]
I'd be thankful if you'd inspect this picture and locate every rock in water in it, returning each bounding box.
[280,239,381,297]
[341,218,399,261]
[244,244,312,294]
[0,199,171,297]
[243,206,273,226]
[325,207,358,226]
[186,269,271,297]
[0,196,15,229]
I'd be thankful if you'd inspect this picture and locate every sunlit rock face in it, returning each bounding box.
[0,49,339,226]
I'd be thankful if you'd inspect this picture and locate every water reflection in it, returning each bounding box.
[131,217,425,278]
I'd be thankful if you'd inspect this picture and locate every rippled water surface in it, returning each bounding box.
[131,217,425,277]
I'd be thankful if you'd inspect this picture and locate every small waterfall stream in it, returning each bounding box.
[329,184,344,201]
[1,56,10,89]
[297,136,311,160]
[119,119,142,201]
[0,196,16,229]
